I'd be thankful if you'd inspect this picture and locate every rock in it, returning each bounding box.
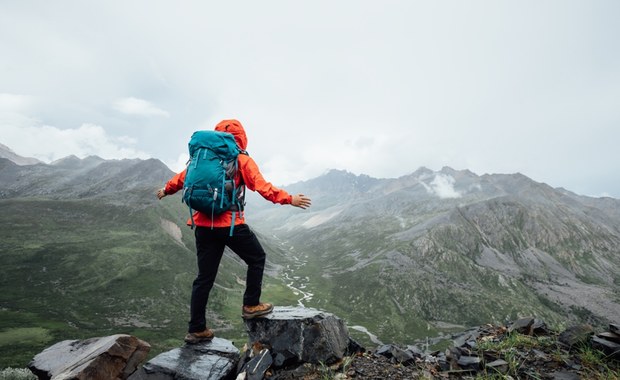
[508,317,548,336]
[591,336,620,360]
[28,334,150,380]
[457,355,481,370]
[610,324,619,335]
[452,328,481,348]
[347,337,365,354]
[558,325,594,347]
[236,343,273,380]
[129,337,239,380]
[405,345,424,359]
[375,344,414,365]
[486,359,509,374]
[551,371,580,380]
[375,344,392,357]
[244,306,349,367]
[598,332,620,344]
[244,349,272,380]
[444,347,463,370]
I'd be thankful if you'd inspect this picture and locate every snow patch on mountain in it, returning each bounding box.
[420,173,462,199]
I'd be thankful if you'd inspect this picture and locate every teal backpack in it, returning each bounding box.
[182,130,246,234]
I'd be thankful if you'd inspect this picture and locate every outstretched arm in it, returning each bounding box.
[239,155,310,209]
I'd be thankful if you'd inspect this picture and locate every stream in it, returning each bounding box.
[280,248,314,307]
[278,239,382,346]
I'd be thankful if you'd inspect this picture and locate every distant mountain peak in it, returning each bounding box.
[0,142,42,166]
[324,168,356,177]
[51,155,81,166]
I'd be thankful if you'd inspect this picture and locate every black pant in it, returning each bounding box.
[188,224,266,333]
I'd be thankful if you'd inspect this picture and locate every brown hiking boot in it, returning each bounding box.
[242,302,274,319]
[184,328,214,344]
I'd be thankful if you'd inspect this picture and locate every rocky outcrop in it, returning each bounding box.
[29,315,619,379]
[128,337,239,380]
[242,306,352,368]
[591,323,620,360]
[28,334,150,380]
[28,307,353,380]
[361,318,620,379]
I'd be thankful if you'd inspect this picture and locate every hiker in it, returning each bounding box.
[156,119,311,344]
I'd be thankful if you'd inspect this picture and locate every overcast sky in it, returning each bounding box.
[1,1,619,198]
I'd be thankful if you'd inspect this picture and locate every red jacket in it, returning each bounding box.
[164,119,292,227]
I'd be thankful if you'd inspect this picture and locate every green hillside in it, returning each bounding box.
[0,195,298,368]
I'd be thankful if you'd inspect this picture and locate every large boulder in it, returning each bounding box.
[28,334,150,380]
[128,337,239,380]
[243,306,350,367]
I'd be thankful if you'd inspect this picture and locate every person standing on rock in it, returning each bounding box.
[157,119,311,344]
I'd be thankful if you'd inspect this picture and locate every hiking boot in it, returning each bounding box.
[242,302,274,319]
[184,328,214,344]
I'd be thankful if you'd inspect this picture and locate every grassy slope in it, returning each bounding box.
[0,197,297,368]
[278,215,574,347]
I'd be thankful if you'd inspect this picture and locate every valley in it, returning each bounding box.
[1,147,619,369]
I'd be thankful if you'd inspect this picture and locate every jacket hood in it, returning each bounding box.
[215,119,248,150]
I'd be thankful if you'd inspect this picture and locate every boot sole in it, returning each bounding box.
[242,306,274,319]
[184,335,214,344]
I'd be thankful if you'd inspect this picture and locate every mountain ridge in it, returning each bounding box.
[246,165,620,344]
[0,143,42,166]
[1,143,619,365]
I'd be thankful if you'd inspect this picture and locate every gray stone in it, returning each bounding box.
[375,344,392,357]
[591,336,620,359]
[28,334,150,380]
[375,344,414,365]
[128,337,239,380]
[244,306,349,367]
[551,371,580,380]
[452,329,481,348]
[486,359,509,374]
[405,345,424,358]
[245,349,272,380]
[610,324,619,335]
[456,355,481,370]
[597,332,620,344]
[558,325,594,347]
[508,317,547,336]
[347,337,365,354]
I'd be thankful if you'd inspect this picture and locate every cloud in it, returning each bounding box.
[1,122,150,163]
[1,2,619,198]
[113,97,170,118]
[164,152,190,173]
[421,173,462,199]
[0,93,34,111]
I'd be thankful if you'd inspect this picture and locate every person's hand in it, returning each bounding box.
[156,188,167,200]
[291,194,311,209]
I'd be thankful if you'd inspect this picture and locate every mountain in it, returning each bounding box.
[246,168,620,345]
[3,145,619,367]
[0,143,41,166]
[0,152,298,368]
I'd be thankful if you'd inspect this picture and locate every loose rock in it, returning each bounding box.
[558,324,594,347]
[28,334,150,380]
[129,337,239,380]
